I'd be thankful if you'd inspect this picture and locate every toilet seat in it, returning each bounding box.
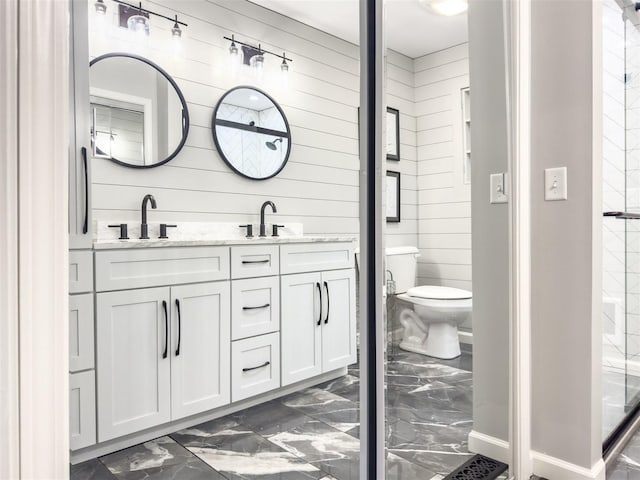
[407,285,472,300]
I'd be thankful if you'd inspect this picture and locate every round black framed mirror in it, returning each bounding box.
[212,86,292,180]
[89,53,189,169]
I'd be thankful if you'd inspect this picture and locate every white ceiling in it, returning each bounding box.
[250,0,468,59]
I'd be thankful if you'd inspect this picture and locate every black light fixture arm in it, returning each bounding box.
[224,35,292,62]
[112,0,188,26]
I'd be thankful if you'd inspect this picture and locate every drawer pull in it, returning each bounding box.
[242,361,271,372]
[242,259,270,264]
[242,303,270,310]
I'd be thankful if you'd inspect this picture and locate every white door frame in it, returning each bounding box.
[0,0,70,477]
[505,0,533,478]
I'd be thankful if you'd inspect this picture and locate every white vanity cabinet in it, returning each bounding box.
[170,282,231,419]
[280,243,357,386]
[96,287,172,441]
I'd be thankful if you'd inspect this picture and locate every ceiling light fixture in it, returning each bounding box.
[420,0,468,16]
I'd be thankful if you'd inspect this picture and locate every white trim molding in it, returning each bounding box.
[0,0,20,477]
[531,452,605,480]
[505,0,532,477]
[17,0,70,477]
[468,430,511,465]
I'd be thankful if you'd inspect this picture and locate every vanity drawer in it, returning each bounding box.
[70,370,96,451]
[69,250,93,293]
[231,245,279,279]
[280,242,354,274]
[95,247,230,291]
[69,293,95,372]
[231,332,280,402]
[232,277,280,340]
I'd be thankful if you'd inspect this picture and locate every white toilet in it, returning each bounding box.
[386,246,472,360]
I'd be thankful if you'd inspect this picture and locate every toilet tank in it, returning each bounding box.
[385,246,420,293]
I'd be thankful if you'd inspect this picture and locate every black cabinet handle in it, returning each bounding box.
[324,281,330,324]
[81,147,89,234]
[242,303,270,310]
[175,299,181,356]
[242,361,270,372]
[162,300,168,359]
[242,259,269,264]
[316,282,322,326]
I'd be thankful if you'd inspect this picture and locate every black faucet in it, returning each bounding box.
[140,194,157,239]
[259,201,277,237]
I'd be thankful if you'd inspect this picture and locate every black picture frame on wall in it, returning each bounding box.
[386,107,400,161]
[386,170,401,223]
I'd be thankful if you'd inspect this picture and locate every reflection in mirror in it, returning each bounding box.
[212,86,291,180]
[89,53,189,168]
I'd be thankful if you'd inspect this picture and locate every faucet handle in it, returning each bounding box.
[108,223,129,240]
[159,224,177,239]
[272,224,285,237]
[239,224,254,238]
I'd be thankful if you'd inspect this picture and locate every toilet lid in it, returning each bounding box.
[407,286,472,300]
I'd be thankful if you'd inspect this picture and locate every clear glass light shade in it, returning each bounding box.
[171,23,182,38]
[252,54,265,80]
[94,0,107,15]
[127,15,149,35]
[420,0,468,16]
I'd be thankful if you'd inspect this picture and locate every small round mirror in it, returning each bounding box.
[89,53,189,168]
[212,86,291,180]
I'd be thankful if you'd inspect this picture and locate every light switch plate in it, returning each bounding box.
[545,167,567,201]
[490,173,508,204]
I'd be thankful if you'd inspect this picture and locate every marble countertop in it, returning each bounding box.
[92,221,356,249]
[93,235,357,250]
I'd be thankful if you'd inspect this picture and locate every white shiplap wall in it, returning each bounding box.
[414,44,471,291]
[386,50,418,248]
[89,0,362,237]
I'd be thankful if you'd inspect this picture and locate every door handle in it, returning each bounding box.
[316,282,322,326]
[324,281,330,324]
[175,299,181,356]
[81,147,89,234]
[162,300,168,359]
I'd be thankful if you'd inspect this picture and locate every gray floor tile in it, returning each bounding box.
[173,424,324,479]
[99,436,224,480]
[70,458,117,480]
[281,387,360,433]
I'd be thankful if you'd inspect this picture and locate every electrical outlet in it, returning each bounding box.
[544,167,567,201]
[490,173,508,204]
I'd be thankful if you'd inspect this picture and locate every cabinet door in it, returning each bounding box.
[69,370,96,450]
[69,293,94,372]
[281,272,322,386]
[170,282,231,420]
[96,287,171,442]
[321,269,357,372]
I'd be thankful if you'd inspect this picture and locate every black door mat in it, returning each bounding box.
[442,454,509,480]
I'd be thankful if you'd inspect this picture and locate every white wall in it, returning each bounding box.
[385,50,419,249]
[414,44,471,293]
[89,0,361,237]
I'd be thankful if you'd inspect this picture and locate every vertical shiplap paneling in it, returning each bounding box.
[88,0,362,236]
[414,44,471,291]
[386,49,418,248]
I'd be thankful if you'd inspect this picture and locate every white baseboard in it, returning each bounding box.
[468,430,510,464]
[531,451,605,480]
[459,330,473,345]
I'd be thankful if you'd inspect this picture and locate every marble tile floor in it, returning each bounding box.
[71,349,483,480]
[607,429,640,479]
[603,369,640,441]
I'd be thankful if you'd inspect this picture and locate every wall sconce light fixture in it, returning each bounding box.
[224,35,292,79]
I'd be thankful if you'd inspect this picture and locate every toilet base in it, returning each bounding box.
[399,318,461,360]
